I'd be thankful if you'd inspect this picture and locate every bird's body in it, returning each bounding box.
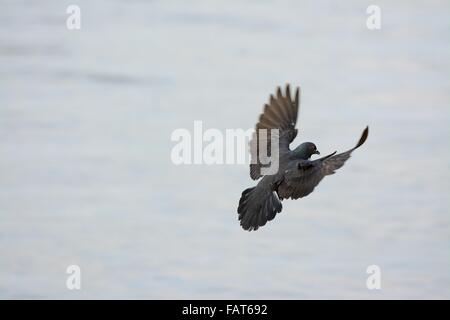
[237,84,369,231]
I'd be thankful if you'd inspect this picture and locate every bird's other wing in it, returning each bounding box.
[249,84,300,180]
[277,126,369,200]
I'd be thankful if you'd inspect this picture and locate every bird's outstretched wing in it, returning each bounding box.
[277,127,369,200]
[249,84,299,180]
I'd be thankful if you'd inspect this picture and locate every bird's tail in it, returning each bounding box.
[237,184,282,231]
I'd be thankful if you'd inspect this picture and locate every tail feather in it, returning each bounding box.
[237,186,282,231]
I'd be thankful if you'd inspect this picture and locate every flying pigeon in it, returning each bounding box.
[237,84,369,231]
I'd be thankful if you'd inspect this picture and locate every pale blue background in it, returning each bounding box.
[0,0,449,299]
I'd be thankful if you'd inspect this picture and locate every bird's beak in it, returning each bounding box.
[314,150,320,155]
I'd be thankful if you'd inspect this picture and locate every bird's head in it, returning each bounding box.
[293,142,320,159]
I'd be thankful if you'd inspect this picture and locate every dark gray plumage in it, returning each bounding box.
[237,84,369,231]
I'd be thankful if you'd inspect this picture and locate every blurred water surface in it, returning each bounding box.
[0,0,449,299]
